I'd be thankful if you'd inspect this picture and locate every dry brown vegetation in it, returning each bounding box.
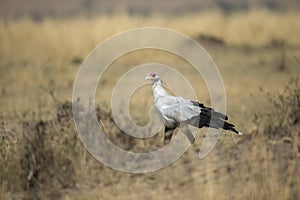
[0,10,300,199]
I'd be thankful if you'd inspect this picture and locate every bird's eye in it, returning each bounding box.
[151,73,156,77]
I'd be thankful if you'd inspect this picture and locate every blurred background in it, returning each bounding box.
[0,0,300,199]
[1,0,300,18]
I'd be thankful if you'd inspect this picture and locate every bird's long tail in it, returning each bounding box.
[222,121,243,135]
[187,101,243,135]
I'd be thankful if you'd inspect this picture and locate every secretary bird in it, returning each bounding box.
[145,72,243,144]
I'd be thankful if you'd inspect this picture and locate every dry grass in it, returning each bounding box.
[1,9,300,117]
[0,9,300,199]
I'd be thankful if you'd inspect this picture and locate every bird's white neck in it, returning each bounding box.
[152,80,169,102]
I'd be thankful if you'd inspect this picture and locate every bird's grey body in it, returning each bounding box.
[152,81,201,127]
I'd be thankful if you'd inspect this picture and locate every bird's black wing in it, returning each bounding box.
[186,101,239,134]
[190,101,228,120]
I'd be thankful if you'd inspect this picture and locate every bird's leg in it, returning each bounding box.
[180,125,196,144]
[164,126,176,144]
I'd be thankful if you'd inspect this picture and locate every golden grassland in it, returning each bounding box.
[0,9,300,199]
[0,9,300,116]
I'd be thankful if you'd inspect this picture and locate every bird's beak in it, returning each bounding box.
[145,75,151,81]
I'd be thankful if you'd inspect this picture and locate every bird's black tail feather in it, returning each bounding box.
[187,101,242,135]
[222,121,240,134]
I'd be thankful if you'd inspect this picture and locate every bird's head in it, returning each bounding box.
[145,72,161,82]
